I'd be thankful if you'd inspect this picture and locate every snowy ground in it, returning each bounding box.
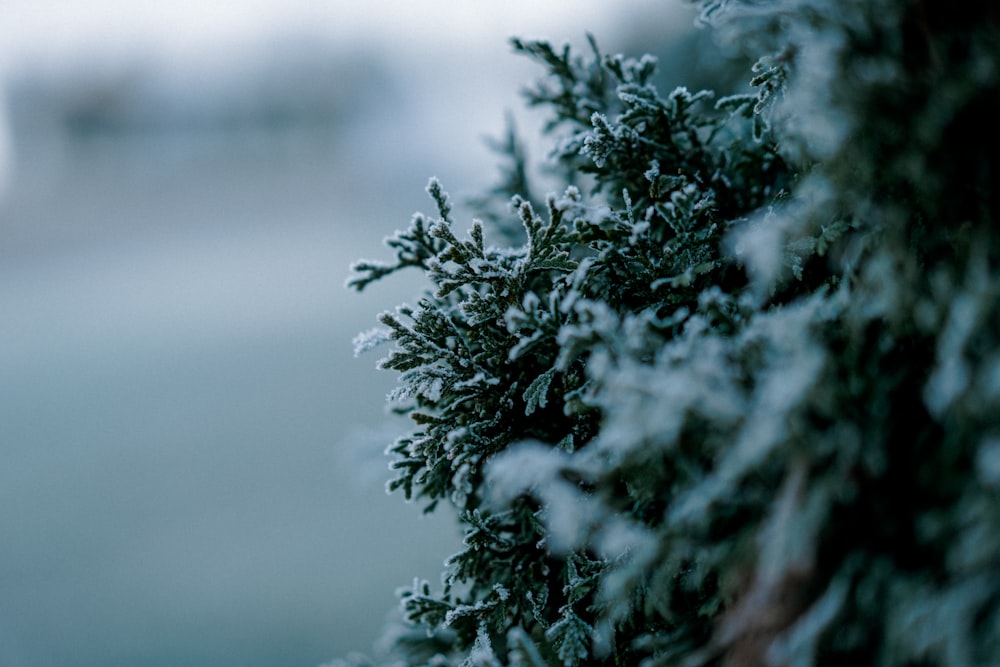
[0,113,463,666]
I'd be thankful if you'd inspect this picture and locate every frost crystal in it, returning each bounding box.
[343,3,1000,666]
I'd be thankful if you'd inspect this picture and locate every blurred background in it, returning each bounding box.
[0,2,716,666]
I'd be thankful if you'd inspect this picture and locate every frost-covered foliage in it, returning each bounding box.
[342,2,1000,666]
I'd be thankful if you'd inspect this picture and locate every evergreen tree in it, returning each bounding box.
[340,2,1000,665]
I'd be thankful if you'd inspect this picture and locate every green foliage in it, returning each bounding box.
[345,2,1000,666]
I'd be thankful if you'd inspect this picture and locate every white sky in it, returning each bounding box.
[0,1,687,73]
